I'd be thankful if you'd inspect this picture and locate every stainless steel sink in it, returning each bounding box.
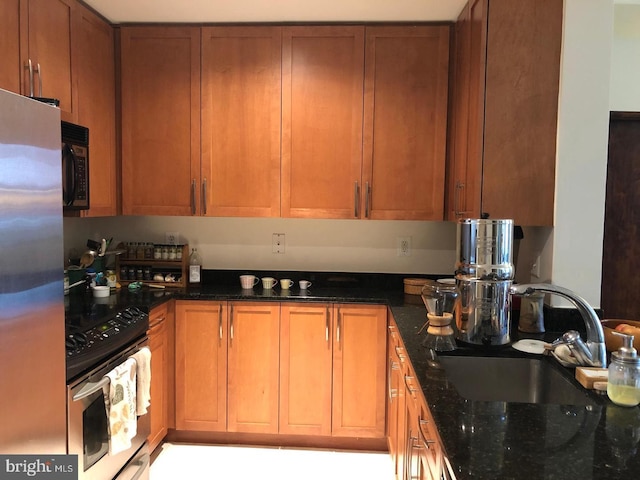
[438,356,597,406]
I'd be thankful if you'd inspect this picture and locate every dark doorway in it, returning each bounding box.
[601,112,640,319]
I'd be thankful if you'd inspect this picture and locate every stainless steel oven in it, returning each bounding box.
[67,337,150,480]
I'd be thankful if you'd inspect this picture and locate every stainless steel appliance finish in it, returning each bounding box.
[68,337,150,480]
[455,219,515,346]
[62,120,89,210]
[0,88,67,453]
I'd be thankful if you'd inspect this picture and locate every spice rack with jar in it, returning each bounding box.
[116,243,189,288]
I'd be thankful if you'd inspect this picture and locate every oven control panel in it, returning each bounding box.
[66,306,149,381]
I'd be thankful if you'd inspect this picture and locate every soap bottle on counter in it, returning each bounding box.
[189,248,202,284]
[607,332,640,407]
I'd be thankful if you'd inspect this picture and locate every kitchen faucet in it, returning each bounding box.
[510,283,607,368]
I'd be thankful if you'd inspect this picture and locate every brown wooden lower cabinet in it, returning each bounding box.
[227,302,280,434]
[175,300,227,432]
[148,302,171,452]
[388,315,447,480]
[172,300,387,443]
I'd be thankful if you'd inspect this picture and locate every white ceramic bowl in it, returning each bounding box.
[92,285,110,298]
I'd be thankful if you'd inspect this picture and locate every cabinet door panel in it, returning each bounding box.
[363,26,449,221]
[175,301,227,432]
[481,0,561,226]
[227,302,280,434]
[0,0,21,93]
[120,27,201,216]
[332,304,387,438]
[76,7,116,217]
[201,26,281,217]
[22,0,76,121]
[148,304,168,451]
[282,26,364,219]
[279,304,332,436]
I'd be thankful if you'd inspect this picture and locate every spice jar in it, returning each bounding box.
[169,246,177,260]
[607,332,640,407]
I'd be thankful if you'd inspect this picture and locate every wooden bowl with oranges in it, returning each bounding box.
[601,319,640,352]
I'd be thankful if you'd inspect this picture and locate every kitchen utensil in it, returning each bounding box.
[261,277,277,289]
[511,339,548,355]
[299,280,312,290]
[79,251,95,268]
[420,280,459,352]
[280,279,293,290]
[240,275,259,289]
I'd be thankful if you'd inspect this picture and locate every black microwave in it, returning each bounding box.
[62,121,89,210]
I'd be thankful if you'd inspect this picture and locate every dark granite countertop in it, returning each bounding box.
[65,271,640,479]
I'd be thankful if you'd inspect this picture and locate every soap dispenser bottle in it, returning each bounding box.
[607,332,640,407]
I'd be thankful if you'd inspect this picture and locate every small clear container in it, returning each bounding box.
[607,332,640,407]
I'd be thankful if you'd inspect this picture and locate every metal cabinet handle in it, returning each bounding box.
[365,181,371,218]
[191,179,197,215]
[202,178,207,215]
[405,433,423,480]
[388,359,400,400]
[418,416,437,450]
[454,181,465,217]
[325,307,330,343]
[36,62,42,97]
[229,305,234,341]
[336,307,341,345]
[396,345,406,362]
[25,59,34,96]
[219,306,223,341]
[404,375,417,398]
[354,181,360,218]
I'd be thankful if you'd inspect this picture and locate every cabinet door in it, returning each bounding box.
[279,303,332,436]
[175,301,227,432]
[20,0,76,122]
[148,304,168,451]
[0,0,21,93]
[446,1,484,220]
[227,302,280,434]
[481,0,561,226]
[281,26,365,219]
[387,322,407,480]
[75,6,117,217]
[120,27,201,216]
[201,26,281,217]
[332,304,387,438]
[363,26,449,221]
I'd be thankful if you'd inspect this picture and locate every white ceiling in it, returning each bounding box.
[82,0,468,24]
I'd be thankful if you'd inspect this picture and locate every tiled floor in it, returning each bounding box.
[150,442,395,480]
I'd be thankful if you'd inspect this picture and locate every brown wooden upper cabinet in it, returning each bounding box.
[120,27,201,216]
[281,26,365,219]
[363,26,450,221]
[75,6,117,217]
[18,0,77,122]
[447,0,562,226]
[0,0,21,94]
[201,26,282,217]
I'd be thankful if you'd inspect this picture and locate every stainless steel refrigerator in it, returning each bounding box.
[0,88,67,453]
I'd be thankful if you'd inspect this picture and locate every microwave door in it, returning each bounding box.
[62,142,77,207]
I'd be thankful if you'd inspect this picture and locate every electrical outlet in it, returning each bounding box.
[272,233,285,254]
[397,236,411,257]
[165,232,179,245]
[531,253,541,278]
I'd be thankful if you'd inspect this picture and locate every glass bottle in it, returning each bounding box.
[189,248,202,284]
[607,332,640,407]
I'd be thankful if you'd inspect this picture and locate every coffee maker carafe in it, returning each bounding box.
[455,219,515,346]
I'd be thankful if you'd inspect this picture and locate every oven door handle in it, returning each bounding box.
[73,376,109,401]
[115,453,150,480]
